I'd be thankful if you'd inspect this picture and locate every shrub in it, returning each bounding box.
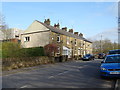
[2,42,21,58]
[44,44,58,57]
[18,47,45,57]
[2,42,45,58]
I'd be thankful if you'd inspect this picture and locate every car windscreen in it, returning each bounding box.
[85,54,91,56]
[105,56,120,63]
[85,54,91,57]
[109,50,120,54]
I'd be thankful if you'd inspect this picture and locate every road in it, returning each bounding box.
[2,59,119,89]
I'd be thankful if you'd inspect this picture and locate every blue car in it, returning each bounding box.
[100,54,120,78]
[108,49,120,55]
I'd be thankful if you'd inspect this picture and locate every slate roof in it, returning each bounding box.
[36,20,92,43]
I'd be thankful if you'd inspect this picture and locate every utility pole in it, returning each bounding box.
[100,35,102,53]
[118,17,120,46]
[113,41,116,50]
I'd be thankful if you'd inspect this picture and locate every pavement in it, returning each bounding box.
[1,59,119,89]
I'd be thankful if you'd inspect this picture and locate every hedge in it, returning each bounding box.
[17,47,45,57]
[2,42,45,58]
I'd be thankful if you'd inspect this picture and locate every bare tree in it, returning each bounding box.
[0,14,12,40]
[0,13,6,30]
[92,39,120,54]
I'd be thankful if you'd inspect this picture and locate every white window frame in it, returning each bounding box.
[75,39,77,46]
[67,37,70,45]
[57,47,60,54]
[62,50,67,55]
[57,36,60,42]
[52,37,54,40]
[24,36,30,42]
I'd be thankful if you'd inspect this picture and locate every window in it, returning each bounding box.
[15,35,19,38]
[75,47,76,51]
[52,37,54,40]
[75,39,77,46]
[67,37,70,44]
[63,50,67,55]
[57,36,60,42]
[24,37,30,42]
[57,47,60,54]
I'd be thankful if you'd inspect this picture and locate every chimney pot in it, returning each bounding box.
[62,27,67,31]
[79,33,83,37]
[54,24,57,27]
[69,29,73,33]
[54,23,60,29]
[74,32,78,35]
[44,18,50,25]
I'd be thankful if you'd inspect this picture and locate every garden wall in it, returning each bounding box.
[2,56,54,71]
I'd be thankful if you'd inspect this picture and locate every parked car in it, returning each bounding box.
[82,54,94,61]
[108,49,120,55]
[100,54,120,78]
[98,53,106,59]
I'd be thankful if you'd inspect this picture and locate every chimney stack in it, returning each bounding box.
[69,29,73,33]
[54,23,60,29]
[44,19,50,25]
[54,24,57,27]
[74,32,78,35]
[62,27,67,31]
[79,33,83,37]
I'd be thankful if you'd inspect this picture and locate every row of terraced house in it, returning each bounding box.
[21,19,92,59]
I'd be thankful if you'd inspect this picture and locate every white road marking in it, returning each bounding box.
[48,76,54,79]
[20,85,28,88]
[48,68,81,79]
[48,64,84,79]
[63,64,85,68]
[67,64,88,68]
[115,79,119,90]
[48,70,70,79]
[57,70,69,75]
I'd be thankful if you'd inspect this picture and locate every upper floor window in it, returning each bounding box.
[75,39,77,45]
[57,36,60,42]
[24,36,30,42]
[67,37,70,44]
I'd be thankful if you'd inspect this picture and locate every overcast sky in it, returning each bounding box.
[2,2,118,39]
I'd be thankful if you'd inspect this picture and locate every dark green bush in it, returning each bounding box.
[2,42,21,58]
[2,42,45,58]
[18,47,45,57]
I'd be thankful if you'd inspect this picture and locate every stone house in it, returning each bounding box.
[21,19,92,58]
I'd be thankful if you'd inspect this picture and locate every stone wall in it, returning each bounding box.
[2,56,54,71]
